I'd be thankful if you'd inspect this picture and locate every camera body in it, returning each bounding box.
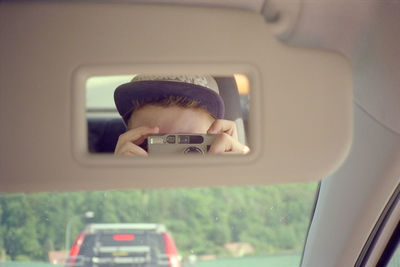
[147,134,217,155]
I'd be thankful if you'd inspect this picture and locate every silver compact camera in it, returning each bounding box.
[147,134,217,155]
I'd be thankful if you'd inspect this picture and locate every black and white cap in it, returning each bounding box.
[114,74,225,125]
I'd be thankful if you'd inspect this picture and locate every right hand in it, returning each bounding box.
[114,126,159,156]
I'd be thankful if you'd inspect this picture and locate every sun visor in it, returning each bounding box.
[0,2,352,192]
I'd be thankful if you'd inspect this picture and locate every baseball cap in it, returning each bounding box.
[114,74,225,125]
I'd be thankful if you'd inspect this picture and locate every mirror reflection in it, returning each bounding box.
[86,74,250,155]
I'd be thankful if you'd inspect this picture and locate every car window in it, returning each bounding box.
[0,183,318,267]
[388,243,400,267]
[86,75,131,116]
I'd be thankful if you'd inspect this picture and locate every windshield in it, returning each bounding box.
[0,183,318,267]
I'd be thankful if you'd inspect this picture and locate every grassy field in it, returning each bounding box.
[0,253,301,267]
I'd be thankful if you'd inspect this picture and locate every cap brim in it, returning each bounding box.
[114,80,225,125]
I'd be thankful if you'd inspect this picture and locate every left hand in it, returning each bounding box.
[207,119,250,154]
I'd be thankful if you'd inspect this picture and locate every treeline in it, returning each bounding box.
[0,183,317,261]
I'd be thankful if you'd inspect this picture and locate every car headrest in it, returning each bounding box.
[215,76,247,145]
[88,118,126,153]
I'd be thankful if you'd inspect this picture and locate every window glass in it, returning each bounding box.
[0,182,318,266]
[388,241,400,267]
[86,75,131,116]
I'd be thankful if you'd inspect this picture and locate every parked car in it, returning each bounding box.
[67,224,180,267]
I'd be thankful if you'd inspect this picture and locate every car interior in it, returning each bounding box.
[1,0,400,267]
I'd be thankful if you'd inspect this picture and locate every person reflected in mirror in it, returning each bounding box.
[113,75,249,156]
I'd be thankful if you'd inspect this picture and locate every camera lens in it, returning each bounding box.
[166,135,176,144]
[183,146,204,154]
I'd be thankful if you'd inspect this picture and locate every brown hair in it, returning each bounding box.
[126,96,213,127]
[132,95,205,111]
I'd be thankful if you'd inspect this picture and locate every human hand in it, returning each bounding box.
[114,126,159,156]
[207,120,250,154]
